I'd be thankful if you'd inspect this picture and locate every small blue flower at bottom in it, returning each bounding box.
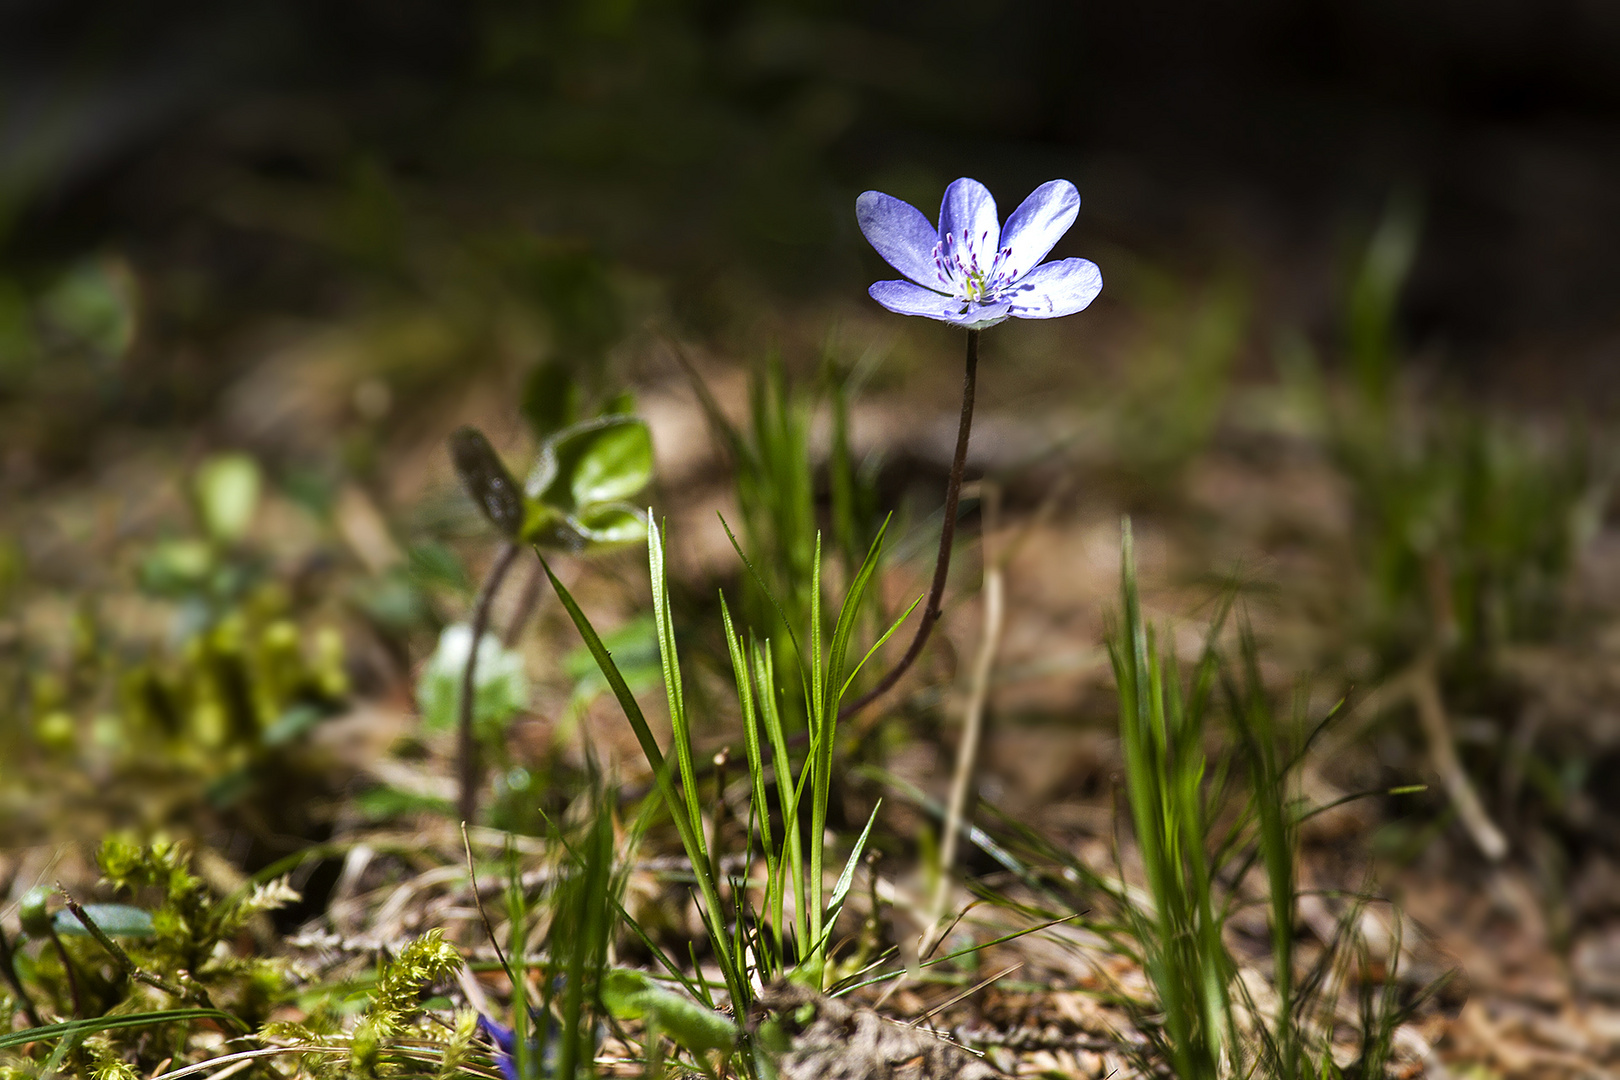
[477,1014,521,1080]
[856,177,1102,330]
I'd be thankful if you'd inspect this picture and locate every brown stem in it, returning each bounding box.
[459,541,521,824]
[58,886,197,1003]
[839,327,980,720]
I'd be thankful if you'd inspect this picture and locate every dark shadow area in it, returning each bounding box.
[2,0,1618,397]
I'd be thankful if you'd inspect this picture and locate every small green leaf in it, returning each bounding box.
[599,389,636,416]
[526,415,651,513]
[54,904,154,939]
[416,624,529,736]
[601,970,736,1056]
[600,968,656,1016]
[827,801,880,921]
[571,419,651,506]
[569,502,648,547]
[810,802,880,957]
[194,453,262,543]
[521,501,571,548]
[449,426,524,537]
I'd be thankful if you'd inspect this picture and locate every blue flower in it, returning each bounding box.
[477,1015,520,1080]
[856,177,1102,329]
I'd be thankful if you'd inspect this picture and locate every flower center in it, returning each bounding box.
[932,231,1018,305]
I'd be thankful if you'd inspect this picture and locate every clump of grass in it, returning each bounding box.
[678,348,890,728]
[1110,519,1452,1079]
[950,520,1449,1079]
[546,513,904,983]
[1110,520,1237,1078]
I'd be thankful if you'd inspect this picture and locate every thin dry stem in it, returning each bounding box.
[1412,653,1509,861]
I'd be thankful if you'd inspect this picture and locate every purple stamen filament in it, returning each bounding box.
[931,234,1018,306]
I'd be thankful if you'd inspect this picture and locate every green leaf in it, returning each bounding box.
[649,518,702,848]
[416,623,529,735]
[449,426,525,537]
[826,802,880,925]
[601,970,737,1056]
[526,416,652,513]
[599,389,636,416]
[0,1009,245,1051]
[53,902,155,939]
[810,802,880,958]
[540,552,747,1011]
[194,453,262,544]
[566,416,651,505]
[568,502,648,547]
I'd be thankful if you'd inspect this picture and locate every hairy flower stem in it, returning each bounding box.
[459,540,520,824]
[840,327,979,720]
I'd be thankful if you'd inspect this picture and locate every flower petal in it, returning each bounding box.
[477,1016,519,1080]
[869,280,1010,328]
[937,178,1000,255]
[478,1016,516,1054]
[856,190,942,287]
[1006,258,1103,319]
[999,180,1080,278]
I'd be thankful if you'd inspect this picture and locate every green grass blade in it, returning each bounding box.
[807,530,828,964]
[823,516,889,706]
[805,520,888,973]
[0,1010,247,1050]
[719,513,812,713]
[537,551,743,1006]
[840,593,921,700]
[722,596,781,974]
[810,531,825,724]
[650,517,704,845]
[755,638,810,959]
[809,800,880,957]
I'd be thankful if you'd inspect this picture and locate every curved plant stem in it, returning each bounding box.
[840,327,980,720]
[459,540,520,824]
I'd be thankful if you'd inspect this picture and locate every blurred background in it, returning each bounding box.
[4,0,1620,414]
[5,2,1620,1071]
